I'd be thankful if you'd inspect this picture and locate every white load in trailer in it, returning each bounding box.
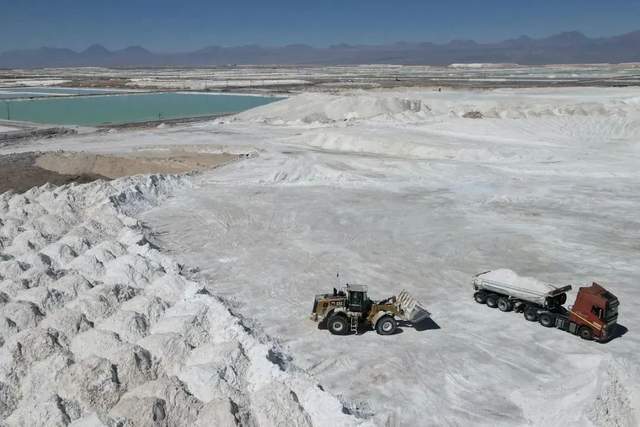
[473,269,571,307]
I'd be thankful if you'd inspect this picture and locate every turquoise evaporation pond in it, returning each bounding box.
[0,92,281,126]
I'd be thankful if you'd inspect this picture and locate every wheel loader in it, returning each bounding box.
[310,284,430,335]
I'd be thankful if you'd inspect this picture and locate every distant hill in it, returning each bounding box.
[1,30,640,68]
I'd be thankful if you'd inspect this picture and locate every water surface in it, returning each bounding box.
[0,92,280,125]
[0,87,130,100]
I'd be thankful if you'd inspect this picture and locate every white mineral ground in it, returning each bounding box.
[1,85,640,426]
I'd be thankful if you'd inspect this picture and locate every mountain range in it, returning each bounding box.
[1,31,639,68]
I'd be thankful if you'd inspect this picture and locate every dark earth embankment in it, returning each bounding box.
[0,152,107,193]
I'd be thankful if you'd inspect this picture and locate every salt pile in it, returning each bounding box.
[477,269,558,294]
[0,176,367,426]
[235,92,425,124]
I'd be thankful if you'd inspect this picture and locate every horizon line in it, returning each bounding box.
[2,28,639,55]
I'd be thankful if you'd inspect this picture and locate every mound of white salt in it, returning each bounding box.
[235,92,425,124]
[478,269,558,294]
[0,175,370,426]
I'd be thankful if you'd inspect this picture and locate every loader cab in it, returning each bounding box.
[345,284,368,313]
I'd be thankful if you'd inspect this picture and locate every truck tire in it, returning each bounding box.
[474,291,488,304]
[497,297,513,312]
[376,316,397,335]
[539,312,555,328]
[578,326,593,341]
[524,307,538,322]
[327,315,349,335]
[486,294,499,308]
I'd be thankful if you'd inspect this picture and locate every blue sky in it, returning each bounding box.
[1,0,639,52]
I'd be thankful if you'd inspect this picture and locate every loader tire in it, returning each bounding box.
[497,297,513,312]
[539,312,556,328]
[376,316,397,335]
[578,326,593,341]
[328,315,349,335]
[486,294,499,308]
[474,291,488,304]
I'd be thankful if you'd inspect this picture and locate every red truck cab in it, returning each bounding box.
[568,283,619,341]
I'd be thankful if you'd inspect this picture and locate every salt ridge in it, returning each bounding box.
[0,175,368,426]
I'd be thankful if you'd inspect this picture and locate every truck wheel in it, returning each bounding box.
[497,297,513,312]
[539,312,555,328]
[578,326,593,341]
[486,294,499,308]
[327,315,349,335]
[376,316,397,335]
[524,308,538,321]
[474,291,488,304]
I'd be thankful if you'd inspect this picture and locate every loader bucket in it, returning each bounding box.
[397,289,431,323]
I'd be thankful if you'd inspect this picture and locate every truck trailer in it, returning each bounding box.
[472,269,619,341]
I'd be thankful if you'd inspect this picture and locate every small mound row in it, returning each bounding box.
[0,176,366,426]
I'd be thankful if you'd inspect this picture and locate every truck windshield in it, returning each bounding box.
[605,303,618,321]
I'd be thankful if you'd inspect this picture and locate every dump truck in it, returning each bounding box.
[472,269,619,341]
[310,284,430,335]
